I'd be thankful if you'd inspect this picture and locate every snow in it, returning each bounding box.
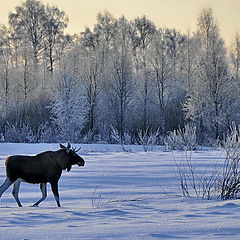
[0,143,239,239]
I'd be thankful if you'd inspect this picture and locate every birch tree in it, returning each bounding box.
[130,16,156,129]
[9,0,46,67]
[80,27,104,136]
[43,5,69,74]
[107,17,135,141]
[148,28,171,135]
[0,25,12,118]
[229,32,240,81]
[185,8,231,141]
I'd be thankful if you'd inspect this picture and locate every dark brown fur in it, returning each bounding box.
[6,149,75,183]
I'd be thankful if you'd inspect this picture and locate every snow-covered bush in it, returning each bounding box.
[82,130,95,144]
[138,127,159,152]
[109,125,131,144]
[36,122,58,143]
[164,123,197,150]
[183,123,197,150]
[222,123,240,151]
[174,123,240,200]
[219,123,240,200]
[0,133,4,142]
[110,124,121,144]
[109,125,132,151]
[164,130,184,150]
[4,121,36,143]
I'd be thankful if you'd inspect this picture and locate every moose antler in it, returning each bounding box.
[72,146,81,153]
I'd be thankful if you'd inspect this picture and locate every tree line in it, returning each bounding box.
[0,0,239,145]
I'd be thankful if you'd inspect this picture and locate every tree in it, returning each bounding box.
[9,0,46,67]
[130,16,156,129]
[80,26,105,136]
[229,32,240,81]
[80,49,102,135]
[227,33,240,126]
[0,25,11,118]
[180,30,200,91]
[148,28,172,135]
[107,17,135,141]
[93,11,117,67]
[50,54,88,142]
[185,8,232,141]
[80,11,117,138]
[43,5,68,74]
[164,28,184,81]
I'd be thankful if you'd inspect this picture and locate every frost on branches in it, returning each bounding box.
[50,71,88,142]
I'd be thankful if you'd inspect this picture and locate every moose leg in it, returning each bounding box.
[32,183,47,207]
[12,179,22,207]
[50,181,61,207]
[0,177,13,198]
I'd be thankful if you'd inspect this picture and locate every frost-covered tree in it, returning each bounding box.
[185,8,232,142]
[106,17,135,141]
[79,48,102,136]
[164,29,185,81]
[1,3,240,144]
[0,25,11,118]
[9,0,46,67]
[130,16,156,129]
[93,11,117,67]
[227,33,240,126]
[148,28,173,135]
[18,36,35,101]
[43,5,69,74]
[80,25,108,138]
[50,56,88,142]
[148,28,186,134]
[180,30,200,91]
[229,32,240,81]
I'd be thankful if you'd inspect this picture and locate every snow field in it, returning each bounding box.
[0,143,239,239]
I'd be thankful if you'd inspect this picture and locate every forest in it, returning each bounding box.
[0,0,239,145]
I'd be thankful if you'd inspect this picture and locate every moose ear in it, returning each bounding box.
[67,143,71,149]
[66,143,71,154]
[60,144,66,149]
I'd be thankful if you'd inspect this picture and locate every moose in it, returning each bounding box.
[0,143,85,207]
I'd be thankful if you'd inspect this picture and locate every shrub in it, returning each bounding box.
[219,123,240,200]
[174,122,240,200]
[36,122,58,143]
[4,121,36,143]
[137,127,159,152]
[174,151,218,199]
[165,123,197,150]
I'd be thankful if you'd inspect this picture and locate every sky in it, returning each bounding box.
[1,0,240,47]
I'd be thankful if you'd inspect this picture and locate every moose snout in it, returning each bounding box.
[77,159,85,167]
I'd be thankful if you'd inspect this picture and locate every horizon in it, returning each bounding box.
[1,0,240,47]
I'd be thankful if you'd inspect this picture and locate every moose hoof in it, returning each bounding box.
[31,204,39,207]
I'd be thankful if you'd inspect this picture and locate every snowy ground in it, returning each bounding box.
[0,143,239,239]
